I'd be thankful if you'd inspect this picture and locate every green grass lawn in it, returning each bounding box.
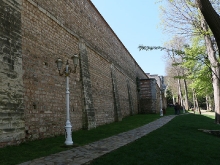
[0,112,161,165]
[90,110,220,165]
[1,107,219,165]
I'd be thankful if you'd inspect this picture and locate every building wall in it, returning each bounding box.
[22,0,83,139]
[139,79,161,114]
[130,80,138,114]
[147,74,167,112]
[0,0,150,147]
[87,48,114,126]
[139,79,153,113]
[0,0,25,147]
[155,85,161,113]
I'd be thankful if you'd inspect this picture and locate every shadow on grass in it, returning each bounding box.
[1,108,218,165]
[0,113,161,165]
[90,114,220,165]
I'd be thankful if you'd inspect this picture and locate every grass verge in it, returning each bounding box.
[90,110,220,165]
[0,112,162,165]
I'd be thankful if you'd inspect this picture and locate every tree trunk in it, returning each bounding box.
[196,0,220,54]
[209,96,214,111]
[183,79,189,110]
[206,95,209,111]
[192,88,196,111]
[193,88,199,111]
[200,16,220,123]
[206,95,213,111]
[177,78,183,106]
[172,95,175,105]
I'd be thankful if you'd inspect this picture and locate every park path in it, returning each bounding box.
[18,115,176,165]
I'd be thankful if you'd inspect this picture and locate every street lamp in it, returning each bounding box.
[160,76,166,117]
[55,54,79,145]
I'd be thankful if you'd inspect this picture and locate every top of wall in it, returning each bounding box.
[88,0,146,75]
[27,0,148,80]
[87,0,148,79]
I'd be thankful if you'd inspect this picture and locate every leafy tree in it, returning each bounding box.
[139,36,213,111]
[196,0,220,122]
[152,0,220,122]
[183,37,213,96]
[165,88,174,105]
[165,63,179,104]
[196,0,220,54]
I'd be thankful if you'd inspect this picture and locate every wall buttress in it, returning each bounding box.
[79,40,96,129]
[111,64,122,121]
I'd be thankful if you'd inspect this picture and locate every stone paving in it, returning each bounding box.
[18,115,176,165]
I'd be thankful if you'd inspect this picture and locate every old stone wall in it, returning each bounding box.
[22,0,83,140]
[87,47,114,126]
[155,85,161,113]
[0,0,25,147]
[0,0,149,147]
[139,79,161,114]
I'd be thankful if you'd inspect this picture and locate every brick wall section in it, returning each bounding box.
[79,41,96,130]
[115,70,130,117]
[0,0,151,147]
[139,79,153,113]
[156,86,161,113]
[126,80,134,115]
[129,80,138,114]
[22,0,83,140]
[110,64,122,122]
[87,48,114,126]
[139,79,161,113]
[0,0,25,147]
[29,0,137,82]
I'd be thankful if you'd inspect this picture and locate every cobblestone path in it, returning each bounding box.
[19,115,176,165]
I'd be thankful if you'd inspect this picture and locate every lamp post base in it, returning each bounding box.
[65,120,73,145]
[160,109,163,116]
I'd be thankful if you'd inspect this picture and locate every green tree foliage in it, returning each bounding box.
[165,88,173,104]
[139,35,214,108]
[183,37,213,97]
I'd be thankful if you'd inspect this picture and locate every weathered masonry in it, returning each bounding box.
[139,79,160,114]
[0,0,163,147]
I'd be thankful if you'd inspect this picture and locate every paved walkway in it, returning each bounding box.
[19,115,176,165]
[197,109,215,116]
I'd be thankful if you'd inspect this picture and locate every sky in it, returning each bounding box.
[90,0,167,76]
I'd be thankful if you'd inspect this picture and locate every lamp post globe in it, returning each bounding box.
[71,54,79,72]
[56,58,63,71]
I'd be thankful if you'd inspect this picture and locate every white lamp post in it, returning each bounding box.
[160,76,166,117]
[160,90,163,117]
[56,54,79,145]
